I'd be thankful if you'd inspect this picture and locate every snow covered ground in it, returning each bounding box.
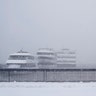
[0,82,96,96]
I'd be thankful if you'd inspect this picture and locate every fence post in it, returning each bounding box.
[43,69,47,82]
[8,70,10,82]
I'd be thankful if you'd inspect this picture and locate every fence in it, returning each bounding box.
[0,68,96,82]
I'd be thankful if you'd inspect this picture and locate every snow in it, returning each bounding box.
[0,82,96,96]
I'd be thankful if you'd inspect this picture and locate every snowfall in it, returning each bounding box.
[0,82,96,96]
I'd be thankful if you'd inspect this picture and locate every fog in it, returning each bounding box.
[0,0,96,64]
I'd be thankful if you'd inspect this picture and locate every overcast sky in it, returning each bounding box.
[0,0,96,64]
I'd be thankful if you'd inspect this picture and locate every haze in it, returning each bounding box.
[0,0,96,64]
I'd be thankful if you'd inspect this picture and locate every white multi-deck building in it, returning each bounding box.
[6,50,36,68]
[37,48,56,68]
[56,49,76,68]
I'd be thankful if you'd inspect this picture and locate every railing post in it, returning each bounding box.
[8,70,10,82]
[43,69,47,82]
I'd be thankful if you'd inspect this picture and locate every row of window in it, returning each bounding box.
[37,52,55,55]
[9,56,34,60]
[57,60,76,63]
[38,57,55,60]
[57,56,76,58]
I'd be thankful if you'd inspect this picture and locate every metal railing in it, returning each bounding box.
[0,68,96,82]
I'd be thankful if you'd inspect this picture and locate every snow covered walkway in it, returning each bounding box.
[0,82,96,96]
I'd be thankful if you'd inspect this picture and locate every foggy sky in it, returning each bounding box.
[0,0,96,64]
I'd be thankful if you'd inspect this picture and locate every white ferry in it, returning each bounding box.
[6,50,36,68]
[37,48,56,68]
